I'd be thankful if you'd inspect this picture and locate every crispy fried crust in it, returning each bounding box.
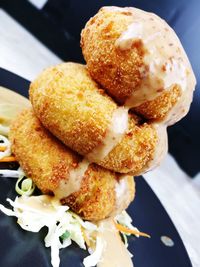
[81,7,189,122]
[81,8,142,103]
[9,109,135,221]
[30,62,159,175]
[61,166,135,221]
[98,113,157,175]
[9,109,75,194]
[30,62,116,155]
[134,85,182,121]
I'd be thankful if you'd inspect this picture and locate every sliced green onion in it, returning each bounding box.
[15,176,35,196]
[60,231,70,240]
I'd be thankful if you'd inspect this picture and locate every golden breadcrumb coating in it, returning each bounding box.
[30,62,116,155]
[134,85,181,121]
[30,62,159,175]
[81,8,142,103]
[98,113,157,175]
[9,109,135,221]
[61,165,135,221]
[81,7,195,123]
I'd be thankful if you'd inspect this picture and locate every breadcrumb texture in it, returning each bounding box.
[81,7,142,103]
[30,62,158,175]
[99,113,158,175]
[9,109,135,221]
[62,168,135,221]
[81,7,190,122]
[134,85,182,121]
[30,62,116,155]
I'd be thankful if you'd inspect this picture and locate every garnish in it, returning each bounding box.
[0,146,6,152]
[0,126,150,267]
[0,155,16,162]
[15,176,35,196]
[0,134,11,159]
[115,222,150,238]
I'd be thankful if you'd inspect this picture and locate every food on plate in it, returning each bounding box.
[134,85,181,121]
[81,6,196,124]
[9,108,135,221]
[30,62,167,175]
[0,5,196,267]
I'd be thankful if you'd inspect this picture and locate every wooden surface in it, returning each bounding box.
[0,8,199,267]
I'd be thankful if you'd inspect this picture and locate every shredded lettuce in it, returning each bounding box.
[83,236,105,267]
[0,195,99,267]
[0,167,25,179]
[0,134,11,159]
[0,131,137,267]
[0,169,20,178]
[0,194,138,267]
[115,210,140,237]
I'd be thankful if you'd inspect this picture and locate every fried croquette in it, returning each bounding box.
[134,85,182,121]
[30,62,164,175]
[9,109,135,221]
[30,62,116,156]
[98,113,160,175]
[81,6,196,124]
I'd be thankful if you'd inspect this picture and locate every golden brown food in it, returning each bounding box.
[30,62,164,175]
[9,109,135,221]
[30,62,116,156]
[98,114,159,175]
[134,85,181,121]
[81,6,196,124]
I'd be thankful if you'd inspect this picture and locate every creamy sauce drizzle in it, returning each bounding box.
[17,195,134,267]
[111,176,132,217]
[87,107,128,162]
[17,195,59,214]
[115,22,143,50]
[112,7,196,108]
[164,80,194,126]
[54,159,90,199]
[97,218,133,267]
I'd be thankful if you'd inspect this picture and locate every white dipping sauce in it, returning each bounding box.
[110,7,196,108]
[87,107,128,162]
[97,218,133,267]
[54,159,90,199]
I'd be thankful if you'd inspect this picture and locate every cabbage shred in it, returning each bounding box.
[0,126,136,267]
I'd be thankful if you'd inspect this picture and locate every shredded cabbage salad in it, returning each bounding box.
[0,123,142,267]
[0,195,99,267]
[115,211,140,247]
[0,134,11,159]
[0,194,135,267]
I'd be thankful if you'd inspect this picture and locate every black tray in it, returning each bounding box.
[0,68,192,267]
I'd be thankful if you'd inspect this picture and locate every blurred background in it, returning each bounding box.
[0,0,199,265]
